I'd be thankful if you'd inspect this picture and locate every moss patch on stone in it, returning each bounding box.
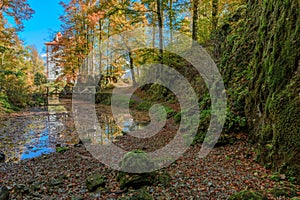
[86,173,106,192]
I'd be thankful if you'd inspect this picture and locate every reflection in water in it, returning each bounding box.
[21,128,53,160]
[0,97,147,162]
[0,97,75,162]
[76,109,147,146]
[0,112,75,162]
[73,102,147,145]
[20,112,73,160]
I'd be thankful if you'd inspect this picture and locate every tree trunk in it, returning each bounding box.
[129,51,136,86]
[152,11,156,48]
[169,0,173,43]
[99,20,102,75]
[156,0,163,77]
[192,0,199,42]
[106,19,110,82]
[212,0,219,32]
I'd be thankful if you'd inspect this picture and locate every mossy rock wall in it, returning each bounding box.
[244,0,299,181]
[219,0,299,181]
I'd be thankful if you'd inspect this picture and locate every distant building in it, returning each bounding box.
[44,32,63,82]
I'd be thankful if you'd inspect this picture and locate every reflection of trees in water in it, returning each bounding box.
[73,104,147,146]
[0,116,46,162]
[1,115,57,162]
[97,113,123,145]
[75,110,123,145]
[49,113,78,144]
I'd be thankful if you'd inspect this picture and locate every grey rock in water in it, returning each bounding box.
[0,186,9,200]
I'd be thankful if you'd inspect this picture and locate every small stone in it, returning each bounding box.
[4,186,11,191]
[279,174,286,180]
[74,143,82,147]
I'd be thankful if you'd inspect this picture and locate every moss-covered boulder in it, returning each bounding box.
[117,171,171,190]
[119,150,155,173]
[86,173,106,192]
[117,173,156,190]
[228,190,267,200]
[117,150,159,190]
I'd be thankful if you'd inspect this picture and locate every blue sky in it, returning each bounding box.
[18,0,64,54]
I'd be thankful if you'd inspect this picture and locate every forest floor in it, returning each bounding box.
[1,115,300,199]
[1,91,300,199]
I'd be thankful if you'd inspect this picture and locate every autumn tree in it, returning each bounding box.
[0,1,43,109]
[56,0,242,87]
[0,0,34,30]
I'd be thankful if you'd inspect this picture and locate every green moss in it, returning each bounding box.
[163,106,176,118]
[228,190,267,200]
[95,92,112,105]
[117,150,171,190]
[117,150,156,190]
[86,173,106,192]
[155,172,171,187]
[269,172,281,182]
[270,187,298,198]
[136,101,153,111]
[119,149,155,173]
[56,146,69,153]
[148,83,175,101]
[118,173,155,190]
[215,0,300,183]
[182,134,193,146]
[95,93,135,107]
[174,112,181,124]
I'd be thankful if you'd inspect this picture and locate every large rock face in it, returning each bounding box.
[244,0,299,182]
[218,0,299,181]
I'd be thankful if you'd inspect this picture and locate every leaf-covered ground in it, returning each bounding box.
[1,99,299,199]
[1,137,299,199]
